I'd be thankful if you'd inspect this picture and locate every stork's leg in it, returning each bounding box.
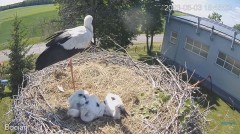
[68,59,76,91]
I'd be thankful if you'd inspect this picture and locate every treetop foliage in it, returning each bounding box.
[233,24,240,31]
[56,0,172,50]
[208,12,222,22]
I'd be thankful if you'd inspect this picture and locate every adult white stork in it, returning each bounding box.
[35,15,93,70]
[104,93,129,119]
[80,95,105,122]
[67,90,89,118]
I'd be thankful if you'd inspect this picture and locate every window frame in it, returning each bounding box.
[169,31,178,45]
[184,37,209,59]
[215,51,240,77]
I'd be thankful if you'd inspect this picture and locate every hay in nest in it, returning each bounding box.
[10,49,209,133]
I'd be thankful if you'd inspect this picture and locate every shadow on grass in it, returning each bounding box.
[196,87,240,115]
[192,86,220,111]
[180,74,221,111]
[137,51,160,65]
[0,87,12,100]
[47,107,132,133]
[0,92,12,100]
[187,78,239,112]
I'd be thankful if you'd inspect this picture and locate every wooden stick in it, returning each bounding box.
[191,75,211,87]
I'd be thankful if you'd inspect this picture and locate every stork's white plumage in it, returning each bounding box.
[80,95,105,122]
[55,16,93,50]
[104,93,129,119]
[35,15,93,70]
[67,90,89,118]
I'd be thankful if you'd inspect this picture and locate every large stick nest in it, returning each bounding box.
[10,48,208,134]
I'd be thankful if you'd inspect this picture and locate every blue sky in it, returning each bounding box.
[1,0,239,27]
[172,0,240,27]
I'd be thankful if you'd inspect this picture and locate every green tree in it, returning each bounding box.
[208,12,222,22]
[55,0,141,50]
[141,0,172,54]
[8,15,34,96]
[233,24,240,31]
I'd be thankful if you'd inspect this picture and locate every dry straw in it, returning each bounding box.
[9,47,209,134]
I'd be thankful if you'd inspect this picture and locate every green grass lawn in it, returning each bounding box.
[206,100,240,134]
[127,42,161,65]
[128,43,240,134]
[0,4,59,50]
[198,88,240,134]
[0,86,13,134]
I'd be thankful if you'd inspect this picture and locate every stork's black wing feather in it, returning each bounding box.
[45,30,71,47]
[45,30,64,41]
[35,46,84,70]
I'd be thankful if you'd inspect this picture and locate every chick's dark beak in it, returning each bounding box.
[119,106,129,118]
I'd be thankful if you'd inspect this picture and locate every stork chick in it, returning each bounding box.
[104,93,129,119]
[67,109,80,118]
[67,90,89,118]
[80,95,105,122]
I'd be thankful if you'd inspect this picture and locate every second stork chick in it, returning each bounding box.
[104,93,129,119]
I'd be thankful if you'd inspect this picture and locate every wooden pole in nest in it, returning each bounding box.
[69,59,76,91]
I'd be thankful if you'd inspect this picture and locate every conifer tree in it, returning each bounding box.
[8,15,34,96]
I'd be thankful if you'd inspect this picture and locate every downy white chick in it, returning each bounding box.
[67,90,89,118]
[67,109,80,118]
[104,93,129,119]
[80,95,105,122]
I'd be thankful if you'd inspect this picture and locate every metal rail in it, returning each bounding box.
[171,12,240,44]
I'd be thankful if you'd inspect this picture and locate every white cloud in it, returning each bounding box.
[172,0,240,27]
[172,0,212,17]
[172,0,208,5]
[222,6,240,26]
[235,7,240,12]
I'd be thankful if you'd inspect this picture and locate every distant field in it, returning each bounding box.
[0,4,59,50]
[173,11,187,16]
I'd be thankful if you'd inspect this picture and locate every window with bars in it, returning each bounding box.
[216,51,240,76]
[184,37,209,58]
[170,32,177,44]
